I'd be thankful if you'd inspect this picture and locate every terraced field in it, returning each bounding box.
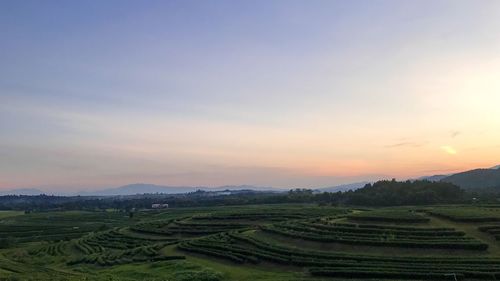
[261,219,486,250]
[427,206,500,222]
[347,209,430,223]
[1,204,500,280]
[0,211,130,243]
[180,232,500,280]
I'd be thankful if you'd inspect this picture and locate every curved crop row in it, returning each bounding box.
[178,232,500,280]
[478,225,500,240]
[262,224,487,250]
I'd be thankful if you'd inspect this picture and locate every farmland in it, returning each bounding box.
[427,206,500,222]
[1,204,500,280]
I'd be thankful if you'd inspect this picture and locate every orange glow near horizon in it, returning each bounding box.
[1,1,500,190]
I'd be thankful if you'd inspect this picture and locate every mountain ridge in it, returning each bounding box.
[0,184,284,196]
[440,168,500,190]
[0,188,45,196]
[2,164,499,196]
[315,182,370,193]
[78,183,282,196]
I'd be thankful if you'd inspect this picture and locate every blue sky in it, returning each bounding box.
[1,1,500,190]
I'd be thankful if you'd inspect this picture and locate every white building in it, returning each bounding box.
[151,203,169,209]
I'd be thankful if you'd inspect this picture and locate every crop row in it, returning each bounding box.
[173,220,253,228]
[285,223,471,242]
[262,224,487,250]
[79,229,162,252]
[190,208,349,221]
[298,221,465,237]
[478,225,500,240]
[0,225,95,243]
[228,232,499,264]
[131,218,252,236]
[74,236,105,255]
[427,207,500,222]
[130,220,174,236]
[68,243,183,266]
[0,258,27,274]
[178,232,500,280]
[308,268,465,280]
[0,211,129,245]
[315,220,453,231]
[347,210,429,223]
[191,213,309,221]
[29,241,68,256]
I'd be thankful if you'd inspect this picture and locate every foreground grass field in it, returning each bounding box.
[1,204,500,280]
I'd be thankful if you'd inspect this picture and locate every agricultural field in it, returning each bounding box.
[427,206,500,222]
[0,211,23,219]
[478,225,500,241]
[1,204,500,280]
[347,209,430,223]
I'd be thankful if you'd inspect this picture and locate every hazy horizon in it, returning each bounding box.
[1,164,499,192]
[2,0,500,191]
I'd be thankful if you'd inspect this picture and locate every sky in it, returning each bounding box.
[1,0,500,191]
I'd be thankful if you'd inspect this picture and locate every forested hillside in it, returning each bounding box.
[441,168,500,191]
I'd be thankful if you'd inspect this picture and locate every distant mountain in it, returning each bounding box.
[0,188,45,196]
[212,185,282,192]
[77,184,199,196]
[491,165,500,170]
[418,174,449,182]
[440,168,500,190]
[75,183,281,196]
[316,182,369,193]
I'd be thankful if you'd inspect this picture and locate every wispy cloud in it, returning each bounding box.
[2,1,500,190]
[385,142,425,148]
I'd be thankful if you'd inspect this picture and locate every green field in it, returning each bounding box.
[347,208,429,223]
[0,211,23,219]
[1,204,500,280]
[427,206,500,222]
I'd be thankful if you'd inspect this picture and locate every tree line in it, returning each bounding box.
[0,180,487,211]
